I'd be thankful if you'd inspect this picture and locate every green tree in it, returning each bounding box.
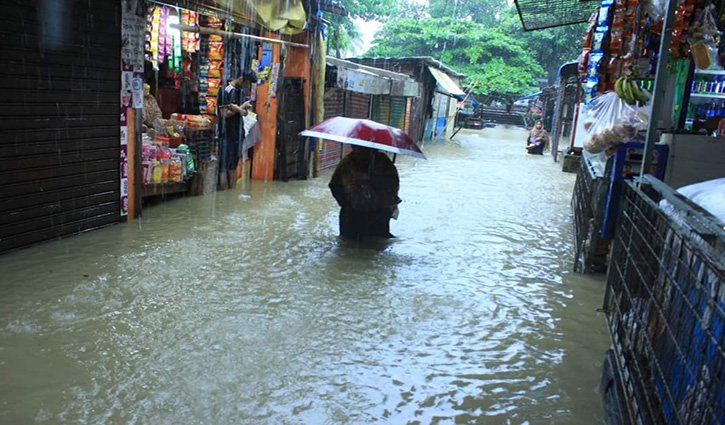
[366,17,544,96]
[500,7,586,84]
[324,14,359,58]
[428,0,508,28]
[323,0,398,57]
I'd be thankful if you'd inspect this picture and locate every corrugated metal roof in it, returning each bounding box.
[347,57,466,79]
[427,66,465,97]
[514,0,598,31]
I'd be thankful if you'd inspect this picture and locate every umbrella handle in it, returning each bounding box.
[393,154,397,164]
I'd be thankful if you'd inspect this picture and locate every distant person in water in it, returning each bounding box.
[526,120,549,155]
[329,145,401,240]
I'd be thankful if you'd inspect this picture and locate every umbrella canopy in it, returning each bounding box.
[300,117,427,159]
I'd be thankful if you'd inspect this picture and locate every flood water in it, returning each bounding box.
[0,127,610,424]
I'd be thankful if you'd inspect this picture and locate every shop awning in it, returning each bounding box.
[514,0,598,31]
[427,66,465,97]
[159,0,306,34]
[207,0,307,34]
[328,57,420,97]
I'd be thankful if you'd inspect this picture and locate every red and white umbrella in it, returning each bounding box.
[300,117,427,160]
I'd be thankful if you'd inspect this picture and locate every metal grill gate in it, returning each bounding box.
[603,176,724,425]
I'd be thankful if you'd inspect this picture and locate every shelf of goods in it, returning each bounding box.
[142,182,188,197]
[690,93,725,98]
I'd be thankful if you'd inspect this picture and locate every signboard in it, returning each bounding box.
[337,67,390,95]
[121,5,145,71]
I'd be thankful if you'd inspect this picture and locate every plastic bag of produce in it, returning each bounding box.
[689,4,721,70]
[581,91,649,155]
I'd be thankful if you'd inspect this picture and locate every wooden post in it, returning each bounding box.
[311,24,326,177]
[126,108,142,219]
[252,33,281,181]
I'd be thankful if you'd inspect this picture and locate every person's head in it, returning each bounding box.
[534,120,543,130]
[352,144,373,152]
[230,70,258,89]
[351,145,377,156]
[143,83,151,96]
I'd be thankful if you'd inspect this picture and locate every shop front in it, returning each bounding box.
[565,0,725,272]
[130,0,312,210]
[0,0,315,252]
[425,66,466,142]
[318,57,419,172]
[349,57,465,144]
[515,1,725,423]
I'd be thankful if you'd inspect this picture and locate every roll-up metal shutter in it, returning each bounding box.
[324,88,345,119]
[345,92,371,119]
[389,97,407,130]
[371,95,391,125]
[320,88,345,171]
[0,0,121,254]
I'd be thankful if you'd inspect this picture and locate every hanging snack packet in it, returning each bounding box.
[207,79,220,96]
[209,42,223,60]
[583,9,599,49]
[206,96,218,112]
[209,61,222,78]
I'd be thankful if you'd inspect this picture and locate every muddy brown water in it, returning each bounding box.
[0,128,609,424]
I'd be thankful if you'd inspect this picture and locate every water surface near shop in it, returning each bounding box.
[0,127,609,424]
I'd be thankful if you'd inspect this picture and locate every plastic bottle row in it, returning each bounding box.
[687,100,725,122]
[691,75,725,95]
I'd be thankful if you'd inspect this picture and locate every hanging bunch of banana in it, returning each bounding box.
[614,76,650,105]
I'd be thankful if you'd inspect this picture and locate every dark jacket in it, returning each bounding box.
[329,149,400,239]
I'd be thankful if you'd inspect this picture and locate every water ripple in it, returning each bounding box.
[0,128,609,424]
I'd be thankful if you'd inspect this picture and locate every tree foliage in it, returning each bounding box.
[323,0,398,57]
[500,8,585,83]
[428,0,508,28]
[329,0,586,93]
[365,17,544,96]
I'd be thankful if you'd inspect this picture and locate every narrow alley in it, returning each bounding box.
[0,127,610,424]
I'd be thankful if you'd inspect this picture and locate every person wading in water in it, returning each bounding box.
[329,145,401,240]
[526,120,549,155]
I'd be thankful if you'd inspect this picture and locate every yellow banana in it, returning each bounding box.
[630,79,650,103]
[615,77,625,99]
[623,77,636,105]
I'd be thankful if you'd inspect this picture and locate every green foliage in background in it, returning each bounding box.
[365,17,544,96]
[329,0,585,96]
[428,0,508,28]
[323,0,398,57]
[499,7,586,83]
